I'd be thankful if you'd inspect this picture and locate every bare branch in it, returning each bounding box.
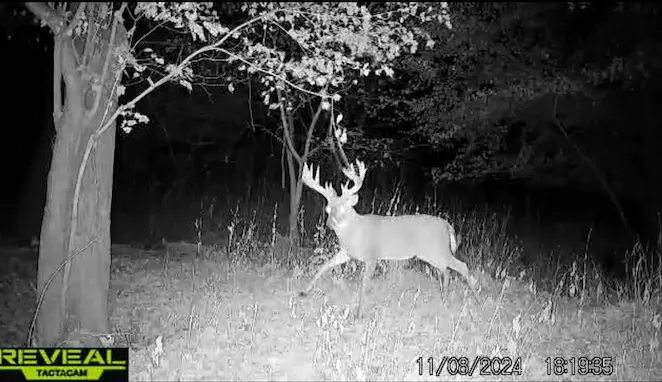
[131,19,170,52]
[257,124,287,148]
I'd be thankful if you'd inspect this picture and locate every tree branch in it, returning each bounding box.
[87,2,127,118]
[62,2,86,37]
[277,86,303,164]
[301,89,327,163]
[210,46,336,100]
[65,11,281,282]
[82,3,96,65]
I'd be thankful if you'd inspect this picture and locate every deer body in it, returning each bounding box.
[334,213,458,261]
[299,160,476,317]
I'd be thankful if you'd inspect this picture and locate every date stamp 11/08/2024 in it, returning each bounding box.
[416,356,523,377]
[415,356,615,377]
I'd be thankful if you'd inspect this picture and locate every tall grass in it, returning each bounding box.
[116,181,662,380]
[156,181,662,307]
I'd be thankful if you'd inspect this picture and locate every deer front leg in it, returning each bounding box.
[357,259,376,318]
[299,248,351,296]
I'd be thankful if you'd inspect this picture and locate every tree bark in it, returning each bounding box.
[27,2,128,347]
[37,88,117,346]
[286,130,300,247]
[14,117,53,241]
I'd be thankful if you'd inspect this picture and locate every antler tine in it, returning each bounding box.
[340,160,367,196]
[302,162,337,201]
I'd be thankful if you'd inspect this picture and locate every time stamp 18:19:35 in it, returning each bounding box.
[546,356,614,376]
[415,356,614,376]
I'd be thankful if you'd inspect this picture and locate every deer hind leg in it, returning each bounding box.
[420,254,452,300]
[299,248,351,296]
[446,256,480,301]
[431,264,449,301]
[357,259,377,318]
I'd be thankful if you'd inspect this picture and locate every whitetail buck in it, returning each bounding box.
[299,159,478,317]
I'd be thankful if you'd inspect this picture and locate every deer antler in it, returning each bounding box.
[302,163,337,202]
[340,160,367,197]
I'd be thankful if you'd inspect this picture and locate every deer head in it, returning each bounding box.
[301,160,367,230]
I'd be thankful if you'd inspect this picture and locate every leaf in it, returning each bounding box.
[179,79,192,92]
[189,22,206,42]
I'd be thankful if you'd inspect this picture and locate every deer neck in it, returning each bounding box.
[330,207,360,234]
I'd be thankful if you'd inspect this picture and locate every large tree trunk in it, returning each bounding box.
[37,93,117,347]
[29,3,128,347]
[14,118,53,241]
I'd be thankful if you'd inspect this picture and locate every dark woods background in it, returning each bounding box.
[1,2,661,278]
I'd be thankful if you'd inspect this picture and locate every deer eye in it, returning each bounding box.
[325,206,331,214]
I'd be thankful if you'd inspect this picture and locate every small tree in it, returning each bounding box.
[227,2,453,244]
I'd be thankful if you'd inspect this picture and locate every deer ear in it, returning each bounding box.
[347,194,358,206]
